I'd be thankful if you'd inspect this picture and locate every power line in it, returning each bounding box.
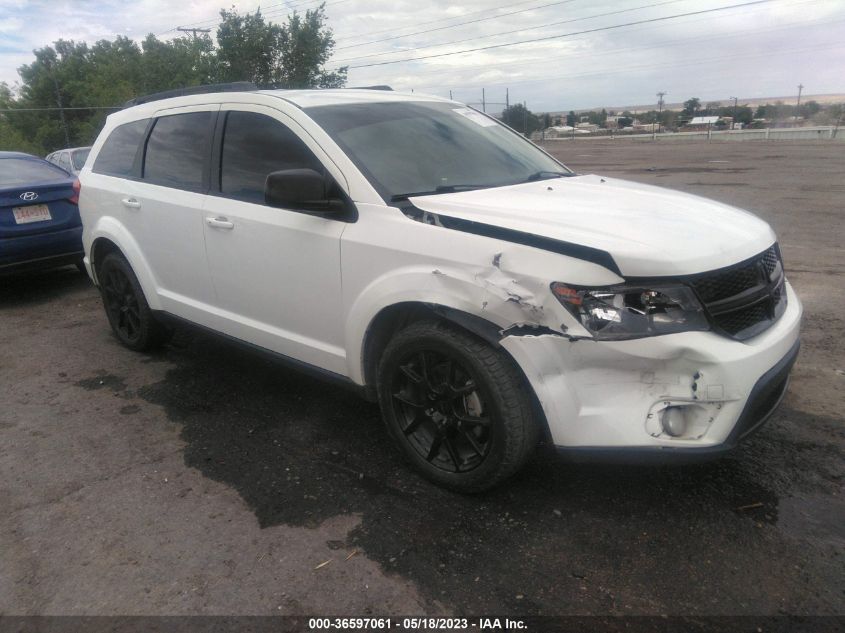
[370,9,836,86]
[0,106,123,112]
[333,0,687,64]
[334,0,546,44]
[158,0,351,36]
[339,0,775,69]
[334,0,579,52]
[409,41,845,98]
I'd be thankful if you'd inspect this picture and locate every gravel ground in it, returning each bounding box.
[1,140,842,618]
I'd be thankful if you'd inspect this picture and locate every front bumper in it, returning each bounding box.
[500,280,802,456]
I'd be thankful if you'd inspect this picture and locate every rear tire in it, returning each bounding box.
[98,253,170,351]
[377,320,539,493]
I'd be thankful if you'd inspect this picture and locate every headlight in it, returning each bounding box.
[551,282,709,340]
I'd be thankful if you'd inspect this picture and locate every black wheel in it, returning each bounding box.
[98,253,170,351]
[377,320,539,492]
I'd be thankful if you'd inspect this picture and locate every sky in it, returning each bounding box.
[1,0,844,113]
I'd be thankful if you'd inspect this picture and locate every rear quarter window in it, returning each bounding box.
[93,119,149,177]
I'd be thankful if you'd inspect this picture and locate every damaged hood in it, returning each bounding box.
[409,175,776,277]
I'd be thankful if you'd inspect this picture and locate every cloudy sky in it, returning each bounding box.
[1,0,844,112]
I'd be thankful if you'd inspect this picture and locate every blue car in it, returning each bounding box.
[0,151,84,275]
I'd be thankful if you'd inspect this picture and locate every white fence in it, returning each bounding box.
[541,126,843,143]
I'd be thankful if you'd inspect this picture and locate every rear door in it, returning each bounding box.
[131,104,218,315]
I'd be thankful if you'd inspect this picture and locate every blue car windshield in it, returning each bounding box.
[305,101,570,202]
[0,158,70,187]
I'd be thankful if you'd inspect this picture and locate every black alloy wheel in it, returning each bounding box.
[391,349,492,474]
[97,252,171,352]
[102,265,142,344]
[378,320,539,492]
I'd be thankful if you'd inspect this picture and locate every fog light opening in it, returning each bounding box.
[661,406,689,437]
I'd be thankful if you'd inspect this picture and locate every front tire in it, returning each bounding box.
[377,320,539,492]
[98,253,170,351]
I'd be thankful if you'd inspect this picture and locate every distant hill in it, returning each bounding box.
[549,93,845,116]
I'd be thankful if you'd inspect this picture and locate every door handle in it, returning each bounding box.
[206,216,234,230]
[121,197,141,209]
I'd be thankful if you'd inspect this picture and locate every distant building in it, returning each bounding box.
[575,122,599,133]
[687,116,720,126]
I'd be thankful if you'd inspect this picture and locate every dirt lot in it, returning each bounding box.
[1,141,843,618]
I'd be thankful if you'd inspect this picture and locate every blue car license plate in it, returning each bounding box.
[13,204,51,224]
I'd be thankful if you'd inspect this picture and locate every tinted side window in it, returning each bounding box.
[93,119,148,177]
[220,111,323,204]
[144,112,211,191]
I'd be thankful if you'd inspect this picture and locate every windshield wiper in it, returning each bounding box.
[523,170,574,182]
[390,184,489,201]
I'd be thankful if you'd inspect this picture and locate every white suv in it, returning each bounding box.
[79,85,802,491]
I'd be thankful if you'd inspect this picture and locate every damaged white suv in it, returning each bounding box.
[79,85,802,491]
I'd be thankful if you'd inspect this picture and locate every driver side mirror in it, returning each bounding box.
[264,169,343,214]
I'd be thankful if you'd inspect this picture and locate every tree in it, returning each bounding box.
[682,97,701,116]
[566,110,576,127]
[1,2,346,155]
[274,5,347,88]
[214,4,346,88]
[500,103,541,135]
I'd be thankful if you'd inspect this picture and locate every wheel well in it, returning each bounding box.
[360,303,551,441]
[90,238,123,282]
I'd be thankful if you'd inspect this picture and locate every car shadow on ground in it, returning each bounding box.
[0,266,92,309]
[101,324,844,615]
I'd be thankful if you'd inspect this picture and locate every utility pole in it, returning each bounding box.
[177,27,211,39]
[731,96,738,129]
[482,88,486,113]
[523,100,528,137]
[655,91,666,139]
[796,83,804,123]
[449,90,452,100]
[44,57,70,148]
[505,87,509,126]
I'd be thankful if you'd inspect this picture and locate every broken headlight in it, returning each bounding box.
[551,282,709,340]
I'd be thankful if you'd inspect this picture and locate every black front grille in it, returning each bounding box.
[691,244,787,340]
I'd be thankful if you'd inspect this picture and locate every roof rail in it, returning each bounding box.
[349,85,393,91]
[123,82,259,108]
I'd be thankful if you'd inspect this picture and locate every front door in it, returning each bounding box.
[201,105,349,375]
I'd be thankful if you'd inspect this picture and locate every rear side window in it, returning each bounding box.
[0,158,70,187]
[71,148,90,170]
[93,119,148,177]
[144,112,211,191]
[220,111,323,203]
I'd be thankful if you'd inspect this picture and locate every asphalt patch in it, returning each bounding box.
[132,324,845,615]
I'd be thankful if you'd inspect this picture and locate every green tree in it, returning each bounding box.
[566,110,576,127]
[214,4,346,88]
[682,97,701,116]
[274,5,347,88]
[2,2,347,156]
[500,103,541,135]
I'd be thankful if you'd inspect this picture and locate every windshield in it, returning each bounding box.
[71,148,91,170]
[305,101,570,201]
[0,157,70,187]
